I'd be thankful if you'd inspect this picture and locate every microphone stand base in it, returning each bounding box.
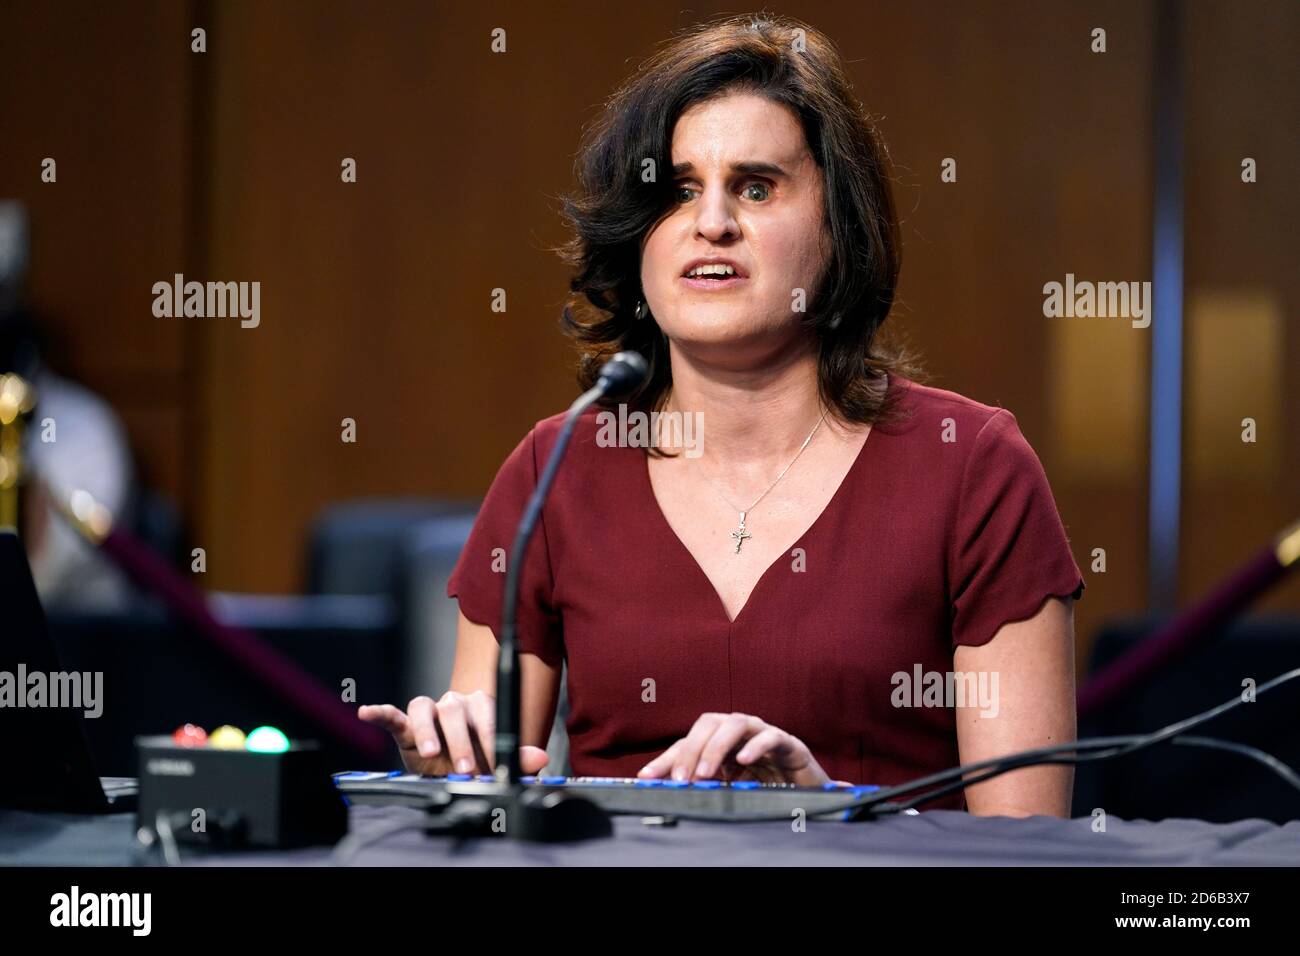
[423,781,613,843]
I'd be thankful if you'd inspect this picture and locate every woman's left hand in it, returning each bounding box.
[637,712,831,787]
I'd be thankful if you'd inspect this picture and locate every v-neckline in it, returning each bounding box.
[637,412,880,628]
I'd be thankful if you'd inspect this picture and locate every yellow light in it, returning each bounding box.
[208,725,246,750]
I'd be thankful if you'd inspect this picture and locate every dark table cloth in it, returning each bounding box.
[4,806,1298,866]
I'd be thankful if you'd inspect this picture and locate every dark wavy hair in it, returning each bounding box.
[556,12,917,434]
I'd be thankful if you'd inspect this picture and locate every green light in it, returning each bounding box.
[245,725,290,753]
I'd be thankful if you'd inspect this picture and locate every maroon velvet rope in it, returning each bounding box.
[99,525,388,763]
[1077,544,1287,720]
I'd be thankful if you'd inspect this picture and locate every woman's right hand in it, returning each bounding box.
[358,690,550,776]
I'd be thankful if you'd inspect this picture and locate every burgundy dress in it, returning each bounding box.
[446,375,1085,810]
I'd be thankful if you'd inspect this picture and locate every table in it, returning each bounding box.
[4,805,1298,866]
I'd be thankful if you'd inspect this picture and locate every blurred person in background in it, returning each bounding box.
[0,200,135,610]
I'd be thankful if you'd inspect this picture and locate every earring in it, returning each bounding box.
[634,300,650,322]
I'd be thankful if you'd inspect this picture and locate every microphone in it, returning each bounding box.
[595,351,649,399]
[495,351,650,785]
[442,350,646,841]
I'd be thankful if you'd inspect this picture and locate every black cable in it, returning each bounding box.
[843,665,1300,819]
[133,810,190,867]
[153,811,181,866]
[887,745,1135,813]
[1172,735,1300,791]
[886,732,1300,813]
[642,666,1300,824]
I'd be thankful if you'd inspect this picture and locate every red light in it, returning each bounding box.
[172,723,208,747]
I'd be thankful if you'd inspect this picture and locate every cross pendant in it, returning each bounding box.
[730,511,752,554]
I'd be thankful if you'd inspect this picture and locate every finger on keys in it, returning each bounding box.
[464,690,497,768]
[673,714,725,781]
[696,714,760,778]
[358,704,415,749]
[734,726,785,766]
[636,742,680,779]
[406,696,441,758]
[435,692,480,774]
[521,745,550,775]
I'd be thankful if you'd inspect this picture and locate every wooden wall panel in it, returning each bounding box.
[0,0,196,503]
[196,1,685,589]
[5,0,1294,658]
[797,0,1156,666]
[1181,0,1300,613]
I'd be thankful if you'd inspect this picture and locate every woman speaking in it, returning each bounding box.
[361,14,1084,817]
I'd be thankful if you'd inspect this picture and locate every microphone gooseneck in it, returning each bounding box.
[494,350,649,783]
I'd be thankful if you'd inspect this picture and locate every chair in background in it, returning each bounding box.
[306,497,480,597]
[127,486,187,568]
[398,512,571,776]
[307,497,572,775]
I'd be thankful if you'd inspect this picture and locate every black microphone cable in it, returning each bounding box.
[648,666,1300,823]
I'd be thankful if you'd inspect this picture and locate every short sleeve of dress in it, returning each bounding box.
[949,409,1084,649]
[446,427,564,667]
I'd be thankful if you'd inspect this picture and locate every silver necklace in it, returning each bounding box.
[700,408,828,554]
